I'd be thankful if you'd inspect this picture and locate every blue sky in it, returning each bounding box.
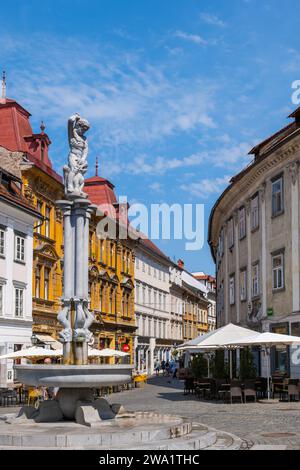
[1,0,300,274]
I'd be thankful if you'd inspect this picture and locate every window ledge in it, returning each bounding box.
[14,259,26,265]
[272,287,285,294]
[271,210,284,219]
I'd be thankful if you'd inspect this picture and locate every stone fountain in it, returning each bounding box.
[13,113,133,425]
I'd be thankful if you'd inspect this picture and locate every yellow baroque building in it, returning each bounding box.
[85,170,136,364]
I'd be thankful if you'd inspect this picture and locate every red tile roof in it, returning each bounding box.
[0,98,62,184]
[84,175,117,204]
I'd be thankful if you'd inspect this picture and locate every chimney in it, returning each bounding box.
[0,71,6,104]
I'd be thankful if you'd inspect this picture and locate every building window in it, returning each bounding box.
[45,206,51,238]
[36,201,43,234]
[238,207,246,239]
[15,234,25,262]
[252,263,260,297]
[136,257,139,269]
[15,288,24,317]
[251,194,259,230]
[240,269,247,301]
[142,285,146,305]
[109,288,113,313]
[0,228,5,257]
[228,218,234,248]
[154,290,157,309]
[272,253,284,290]
[44,268,50,300]
[99,285,103,312]
[272,175,284,217]
[0,284,3,316]
[229,275,235,305]
[218,229,224,258]
[35,265,41,298]
[110,243,114,267]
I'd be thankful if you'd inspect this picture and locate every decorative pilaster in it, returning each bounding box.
[259,182,267,319]
[246,199,252,319]
[233,210,240,323]
[288,161,300,312]
[223,226,229,324]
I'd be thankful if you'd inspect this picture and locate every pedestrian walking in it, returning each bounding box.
[154,359,160,376]
[165,360,170,376]
[161,360,166,376]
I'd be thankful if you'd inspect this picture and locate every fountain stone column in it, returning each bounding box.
[13,113,133,424]
[56,197,95,366]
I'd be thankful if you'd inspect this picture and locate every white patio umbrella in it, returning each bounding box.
[89,348,129,358]
[178,323,259,378]
[224,332,300,399]
[0,346,61,360]
[0,346,129,361]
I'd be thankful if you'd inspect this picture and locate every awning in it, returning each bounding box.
[35,334,62,350]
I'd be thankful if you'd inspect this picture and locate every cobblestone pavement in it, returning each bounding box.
[109,376,300,450]
[1,376,300,449]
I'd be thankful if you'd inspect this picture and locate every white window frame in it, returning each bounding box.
[272,253,284,290]
[15,234,25,263]
[238,207,246,239]
[0,228,5,257]
[251,194,259,230]
[251,263,260,298]
[45,206,51,238]
[14,287,24,318]
[229,275,235,305]
[240,269,247,301]
[228,218,234,248]
[0,282,4,316]
[272,176,284,217]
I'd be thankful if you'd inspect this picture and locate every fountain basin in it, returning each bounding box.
[15,364,133,388]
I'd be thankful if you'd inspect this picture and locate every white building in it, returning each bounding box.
[192,272,217,331]
[0,163,40,387]
[134,238,180,374]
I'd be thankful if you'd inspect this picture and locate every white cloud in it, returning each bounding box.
[2,34,216,157]
[174,30,209,46]
[180,175,231,198]
[148,182,163,192]
[200,13,226,27]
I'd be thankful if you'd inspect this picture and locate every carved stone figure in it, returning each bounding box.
[57,304,72,343]
[63,113,90,196]
[73,299,94,344]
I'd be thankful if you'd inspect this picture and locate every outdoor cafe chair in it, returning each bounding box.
[230,380,243,404]
[0,389,18,407]
[255,377,268,399]
[287,379,299,402]
[184,377,195,395]
[243,380,257,403]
